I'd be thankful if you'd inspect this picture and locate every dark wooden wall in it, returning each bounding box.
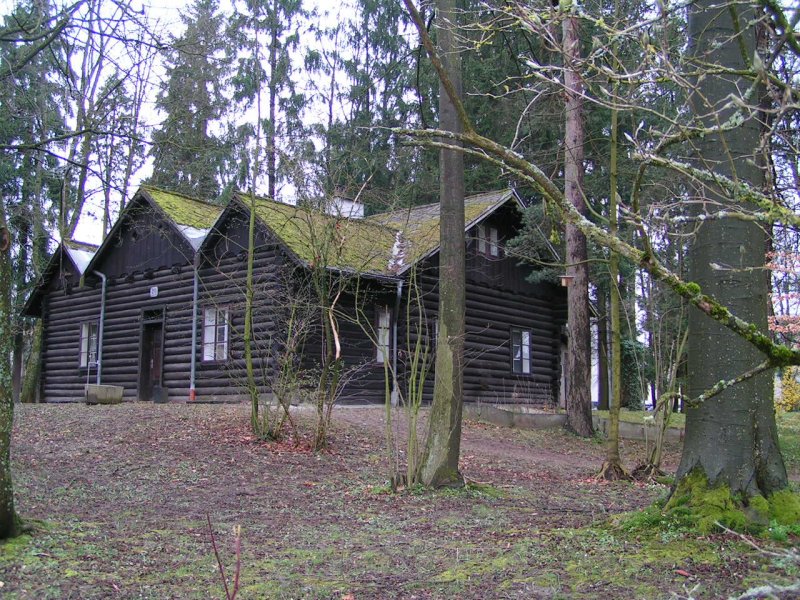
[397,205,568,407]
[37,199,565,406]
[192,207,282,402]
[296,281,398,404]
[41,260,198,402]
[40,283,101,402]
[93,198,195,279]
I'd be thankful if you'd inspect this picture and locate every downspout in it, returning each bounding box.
[92,270,107,385]
[392,279,403,407]
[189,253,200,401]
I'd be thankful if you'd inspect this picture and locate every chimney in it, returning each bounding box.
[326,196,364,219]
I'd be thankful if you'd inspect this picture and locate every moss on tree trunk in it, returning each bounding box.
[562,6,593,438]
[0,206,19,538]
[676,0,790,507]
[20,321,42,403]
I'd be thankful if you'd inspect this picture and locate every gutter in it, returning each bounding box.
[392,279,403,407]
[92,270,107,385]
[189,253,200,401]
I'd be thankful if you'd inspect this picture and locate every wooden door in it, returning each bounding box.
[139,322,163,401]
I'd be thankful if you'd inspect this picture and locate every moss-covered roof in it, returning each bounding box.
[142,186,223,230]
[239,189,516,277]
[241,193,400,277]
[367,189,517,269]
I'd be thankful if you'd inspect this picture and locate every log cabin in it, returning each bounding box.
[23,186,567,405]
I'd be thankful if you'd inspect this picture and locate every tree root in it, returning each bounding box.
[597,460,633,481]
[631,463,666,482]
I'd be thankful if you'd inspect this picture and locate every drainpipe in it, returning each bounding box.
[92,270,107,385]
[189,253,200,401]
[391,279,403,407]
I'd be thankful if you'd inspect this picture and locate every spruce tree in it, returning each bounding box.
[150,0,232,200]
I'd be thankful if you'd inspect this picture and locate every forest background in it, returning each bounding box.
[1,0,799,535]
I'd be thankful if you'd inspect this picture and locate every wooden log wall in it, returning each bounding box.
[40,284,101,402]
[38,199,567,406]
[193,215,283,402]
[38,198,203,402]
[398,216,568,407]
[295,283,398,405]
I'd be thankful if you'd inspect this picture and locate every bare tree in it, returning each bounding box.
[400,0,800,520]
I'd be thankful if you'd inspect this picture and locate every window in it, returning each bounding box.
[511,329,532,375]
[203,306,229,361]
[477,224,500,258]
[376,305,391,363]
[79,322,98,368]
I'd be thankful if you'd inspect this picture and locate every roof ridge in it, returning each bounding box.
[64,239,99,251]
[369,189,511,220]
[241,192,401,235]
[141,184,220,208]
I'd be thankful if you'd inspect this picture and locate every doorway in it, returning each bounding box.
[139,316,164,401]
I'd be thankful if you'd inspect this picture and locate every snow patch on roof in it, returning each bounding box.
[389,231,406,273]
[65,247,95,275]
[177,225,211,251]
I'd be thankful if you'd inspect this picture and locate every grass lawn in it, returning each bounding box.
[1,403,797,599]
[594,409,686,428]
[594,410,800,476]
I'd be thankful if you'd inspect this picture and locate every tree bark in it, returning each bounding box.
[267,0,278,200]
[0,202,19,538]
[417,0,466,487]
[596,286,609,411]
[677,0,788,497]
[562,6,594,437]
[20,321,42,403]
[599,97,630,478]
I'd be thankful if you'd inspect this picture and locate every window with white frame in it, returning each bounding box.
[376,305,391,363]
[477,224,500,258]
[203,306,230,361]
[511,328,532,374]
[79,321,98,368]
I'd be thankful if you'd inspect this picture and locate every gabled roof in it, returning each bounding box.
[143,187,223,250]
[235,192,400,278]
[367,189,521,274]
[229,189,519,278]
[84,186,225,274]
[21,240,99,317]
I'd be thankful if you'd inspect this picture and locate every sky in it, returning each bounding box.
[62,0,364,244]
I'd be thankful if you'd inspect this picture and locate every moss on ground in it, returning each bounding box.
[657,470,800,534]
[768,489,800,524]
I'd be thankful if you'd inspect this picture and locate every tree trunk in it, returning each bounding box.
[599,101,629,480]
[676,0,788,499]
[417,0,465,487]
[11,214,29,405]
[596,285,609,411]
[267,0,278,200]
[244,190,260,435]
[0,201,19,538]
[562,6,593,438]
[20,321,42,403]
